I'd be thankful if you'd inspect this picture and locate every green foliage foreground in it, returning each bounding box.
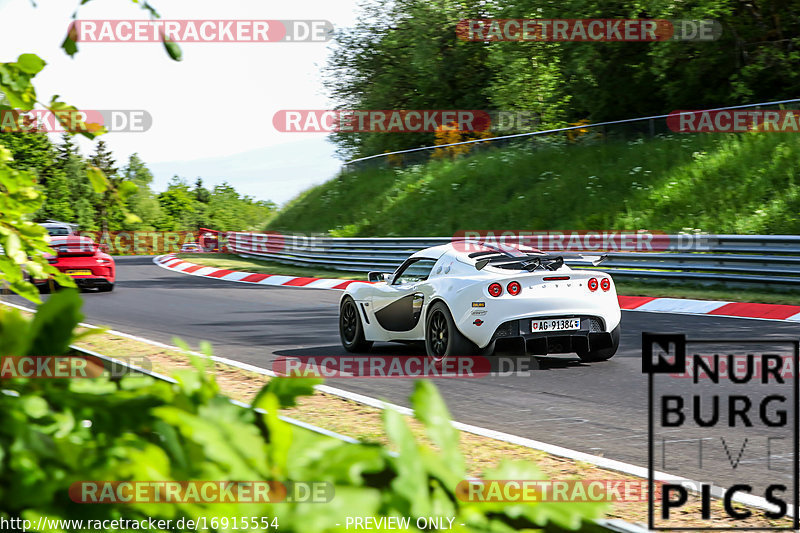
[0,291,608,532]
[0,144,75,302]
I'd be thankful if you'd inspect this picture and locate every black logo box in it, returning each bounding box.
[643,333,799,530]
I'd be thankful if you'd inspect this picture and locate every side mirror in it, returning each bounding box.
[368,271,391,283]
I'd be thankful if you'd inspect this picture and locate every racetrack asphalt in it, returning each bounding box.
[6,255,799,503]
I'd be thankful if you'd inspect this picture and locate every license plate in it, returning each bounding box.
[531,318,580,332]
[66,269,92,276]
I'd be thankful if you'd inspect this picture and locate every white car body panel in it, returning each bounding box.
[342,243,621,352]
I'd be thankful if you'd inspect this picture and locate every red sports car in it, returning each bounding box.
[35,235,116,292]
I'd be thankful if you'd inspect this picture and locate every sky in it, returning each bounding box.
[0,0,362,204]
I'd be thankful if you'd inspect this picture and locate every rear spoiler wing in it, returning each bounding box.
[475,253,607,270]
[561,253,607,267]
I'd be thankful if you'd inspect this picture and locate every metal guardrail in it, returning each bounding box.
[341,98,800,171]
[227,233,800,286]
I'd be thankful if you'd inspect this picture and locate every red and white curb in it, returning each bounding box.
[155,254,800,322]
[618,295,800,322]
[154,254,369,290]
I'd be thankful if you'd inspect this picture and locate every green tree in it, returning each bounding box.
[157,176,198,230]
[39,169,74,221]
[122,153,163,230]
[89,139,123,232]
[194,177,211,203]
[0,126,74,222]
[0,129,58,186]
[54,134,98,230]
[327,0,800,158]
[325,0,494,159]
[205,182,276,231]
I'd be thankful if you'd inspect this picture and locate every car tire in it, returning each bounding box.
[475,340,496,357]
[339,296,373,352]
[98,283,114,292]
[577,324,620,362]
[425,301,474,363]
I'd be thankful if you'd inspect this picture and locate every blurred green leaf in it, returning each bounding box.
[255,376,322,409]
[26,289,83,355]
[383,407,431,516]
[86,165,109,193]
[162,38,183,61]
[411,379,464,475]
[16,54,45,75]
[123,212,143,225]
[261,392,291,478]
[3,232,25,263]
[21,397,49,418]
[61,25,78,56]
[0,307,32,356]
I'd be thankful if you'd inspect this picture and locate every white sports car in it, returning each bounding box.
[339,241,621,362]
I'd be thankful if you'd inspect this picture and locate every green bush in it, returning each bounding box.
[0,291,609,532]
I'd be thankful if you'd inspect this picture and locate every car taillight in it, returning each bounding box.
[588,278,598,292]
[600,278,611,291]
[507,281,521,295]
[488,283,503,297]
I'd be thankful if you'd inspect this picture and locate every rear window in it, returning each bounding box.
[47,227,71,236]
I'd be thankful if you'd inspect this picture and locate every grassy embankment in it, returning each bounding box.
[267,132,800,236]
